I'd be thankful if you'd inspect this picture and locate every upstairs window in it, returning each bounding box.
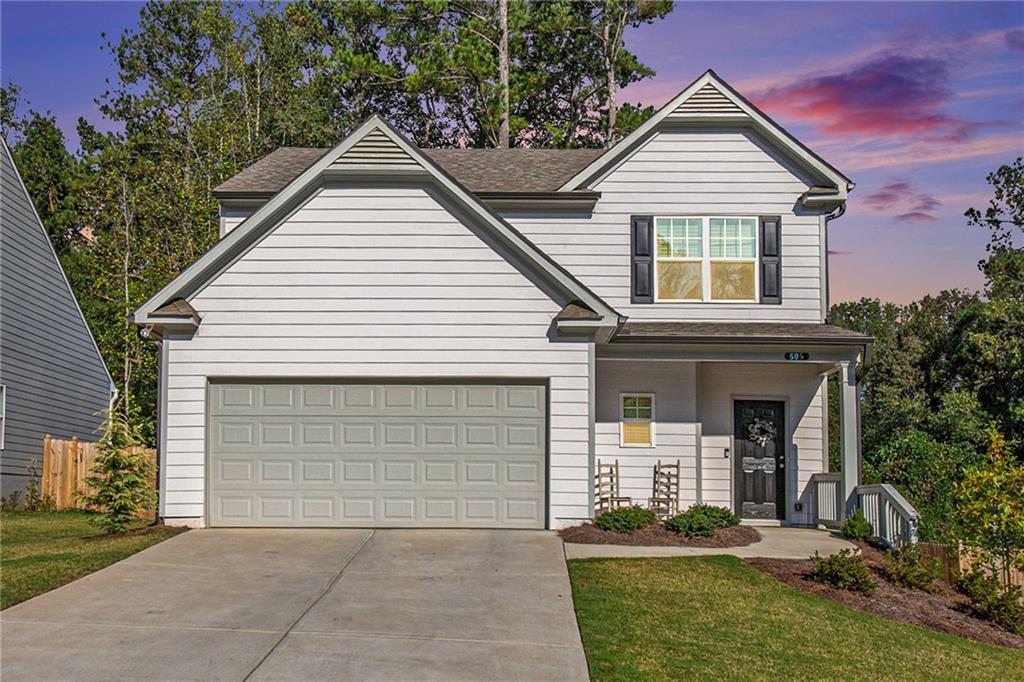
[654,217,758,302]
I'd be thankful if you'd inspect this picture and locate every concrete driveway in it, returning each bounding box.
[1,530,589,681]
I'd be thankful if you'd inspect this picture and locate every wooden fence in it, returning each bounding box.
[41,435,157,510]
[919,542,1023,595]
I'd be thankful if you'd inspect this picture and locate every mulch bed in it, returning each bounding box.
[748,542,1024,650]
[559,522,761,548]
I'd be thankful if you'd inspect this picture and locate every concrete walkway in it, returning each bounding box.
[1,529,588,681]
[563,526,855,560]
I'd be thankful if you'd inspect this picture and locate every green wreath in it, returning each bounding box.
[747,418,777,448]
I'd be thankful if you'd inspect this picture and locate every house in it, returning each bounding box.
[0,140,115,498]
[134,70,872,530]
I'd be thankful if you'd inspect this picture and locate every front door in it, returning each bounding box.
[733,400,786,520]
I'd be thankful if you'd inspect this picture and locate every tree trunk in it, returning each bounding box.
[497,0,510,148]
[603,10,616,148]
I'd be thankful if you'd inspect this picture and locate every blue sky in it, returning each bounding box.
[3,1,1023,303]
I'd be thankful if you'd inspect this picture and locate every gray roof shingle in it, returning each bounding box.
[213,147,606,197]
[614,322,872,344]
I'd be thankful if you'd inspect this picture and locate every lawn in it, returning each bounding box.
[568,556,1024,681]
[0,511,185,609]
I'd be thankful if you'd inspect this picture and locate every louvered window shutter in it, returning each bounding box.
[759,216,782,304]
[631,215,654,303]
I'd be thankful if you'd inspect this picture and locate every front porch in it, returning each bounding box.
[592,325,869,528]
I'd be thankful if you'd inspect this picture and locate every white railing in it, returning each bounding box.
[811,475,920,547]
[810,472,843,529]
[856,484,920,548]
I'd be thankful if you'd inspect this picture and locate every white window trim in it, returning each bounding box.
[653,216,760,303]
[619,392,656,448]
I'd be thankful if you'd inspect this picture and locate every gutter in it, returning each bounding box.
[212,188,603,213]
[609,334,874,347]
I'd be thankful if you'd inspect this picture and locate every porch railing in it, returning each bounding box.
[809,472,843,529]
[856,484,920,548]
[811,474,920,548]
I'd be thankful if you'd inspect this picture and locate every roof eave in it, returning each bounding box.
[610,334,873,346]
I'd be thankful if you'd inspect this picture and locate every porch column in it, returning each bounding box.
[838,360,861,516]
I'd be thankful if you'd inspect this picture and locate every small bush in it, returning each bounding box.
[23,462,55,512]
[594,506,657,532]
[956,569,1024,636]
[79,411,156,534]
[665,504,740,537]
[880,545,939,593]
[811,549,877,595]
[840,510,873,541]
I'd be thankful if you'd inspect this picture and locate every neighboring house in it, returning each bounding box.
[0,139,115,498]
[134,70,871,530]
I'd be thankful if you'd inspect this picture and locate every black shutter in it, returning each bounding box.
[631,215,654,303]
[759,216,782,305]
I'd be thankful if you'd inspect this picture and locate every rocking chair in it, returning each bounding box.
[595,459,632,514]
[648,459,681,519]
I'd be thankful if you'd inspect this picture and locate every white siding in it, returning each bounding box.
[507,128,827,322]
[595,360,699,507]
[164,184,592,527]
[698,362,826,524]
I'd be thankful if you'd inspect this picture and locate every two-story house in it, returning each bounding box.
[134,70,871,530]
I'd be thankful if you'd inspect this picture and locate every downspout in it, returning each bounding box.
[823,202,846,324]
[140,325,166,522]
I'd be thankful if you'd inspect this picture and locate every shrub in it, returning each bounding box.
[79,411,156,534]
[594,506,657,532]
[23,461,55,512]
[956,569,1024,636]
[665,504,739,537]
[953,429,1024,580]
[880,545,939,593]
[840,510,873,541]
[811,549,876,595]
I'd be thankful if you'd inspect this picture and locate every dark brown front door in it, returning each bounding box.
[734,400,786,520]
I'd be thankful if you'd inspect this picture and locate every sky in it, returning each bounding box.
[2,1,1023,304]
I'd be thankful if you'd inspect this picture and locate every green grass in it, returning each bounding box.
[568,556,1024,681]
[0,511,185,609]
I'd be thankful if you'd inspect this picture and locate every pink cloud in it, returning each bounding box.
[895,211,938,223]
[836,131,1024,171]
[754,55,972,140]
[1006,29,1024,52]
[861,178,942,223]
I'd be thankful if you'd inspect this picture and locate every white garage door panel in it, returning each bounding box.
[208,383,546,528]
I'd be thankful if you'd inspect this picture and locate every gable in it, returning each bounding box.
[558,70,850,197]
[135,117,619,327]
[192,184,574,328]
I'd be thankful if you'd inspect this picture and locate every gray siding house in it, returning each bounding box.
[0,139,114,497]
[135,71,871,529]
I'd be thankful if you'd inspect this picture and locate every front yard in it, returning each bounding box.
[0,511,185,609]
[569,556,1024,681]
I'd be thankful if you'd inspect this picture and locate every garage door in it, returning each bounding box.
[207,383,546,528]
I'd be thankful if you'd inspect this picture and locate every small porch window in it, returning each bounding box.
[620,393,655,447]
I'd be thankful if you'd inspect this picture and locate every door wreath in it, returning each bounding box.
[746,418,777,448]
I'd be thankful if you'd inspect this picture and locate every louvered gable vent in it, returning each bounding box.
[331,128,420,168]
[672,83,744,115]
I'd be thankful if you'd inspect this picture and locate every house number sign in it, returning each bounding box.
[784,352,810,361]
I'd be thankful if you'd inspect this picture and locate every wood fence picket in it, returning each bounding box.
[40,435,156,511]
